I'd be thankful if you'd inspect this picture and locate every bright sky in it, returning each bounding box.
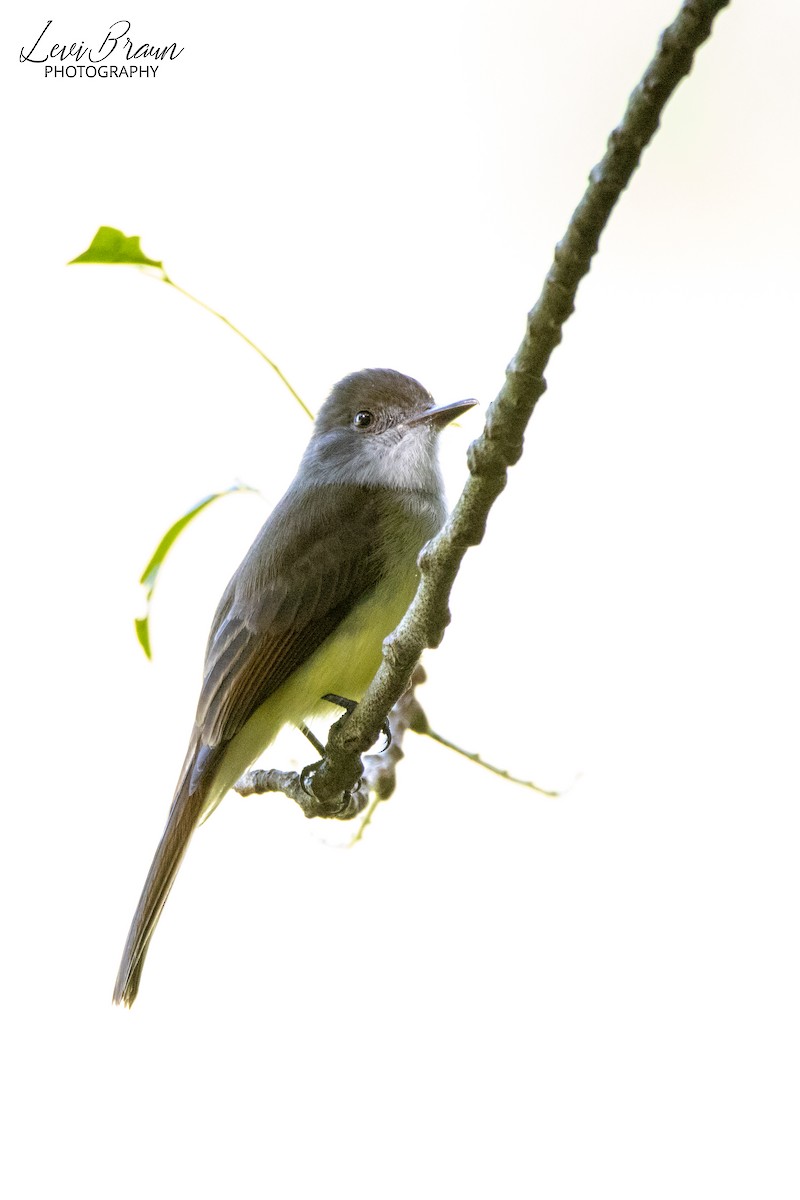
[3,2,799,1197]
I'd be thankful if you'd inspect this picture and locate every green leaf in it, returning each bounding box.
[68,226,163,269]
[134,616,152,661]
[136,484,258,658]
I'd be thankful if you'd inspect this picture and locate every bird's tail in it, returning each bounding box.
[113,751,209,1007]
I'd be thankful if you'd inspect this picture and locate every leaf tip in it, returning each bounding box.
[135,616,153,660]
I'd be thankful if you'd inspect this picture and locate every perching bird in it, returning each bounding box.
[113,368,475,1005]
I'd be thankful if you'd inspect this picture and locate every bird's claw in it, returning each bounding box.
[321,693,392,753]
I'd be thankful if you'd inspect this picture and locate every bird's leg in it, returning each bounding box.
[298,721,326,756]
[322,693,392,752]
[321,692,358,715]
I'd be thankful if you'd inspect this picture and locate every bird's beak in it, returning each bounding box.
[406,398,478,428]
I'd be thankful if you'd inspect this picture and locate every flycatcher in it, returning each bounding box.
[113,368,476,1006]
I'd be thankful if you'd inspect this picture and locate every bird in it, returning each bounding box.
[113,368,476,1005]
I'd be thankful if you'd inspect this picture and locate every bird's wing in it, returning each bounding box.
[195,482,385,754]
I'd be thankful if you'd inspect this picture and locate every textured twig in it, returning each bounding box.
[246,0,731,816]
[234,767,369,820]
[347,667,429,842]
[360,667,428,799]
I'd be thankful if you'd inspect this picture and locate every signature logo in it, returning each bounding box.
[20,19,183,77]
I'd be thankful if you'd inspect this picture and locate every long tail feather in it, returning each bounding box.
[113,759,209,1007]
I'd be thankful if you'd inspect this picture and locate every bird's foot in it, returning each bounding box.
[322,693,392,753]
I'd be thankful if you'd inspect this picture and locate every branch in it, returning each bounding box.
[253,0,731,814]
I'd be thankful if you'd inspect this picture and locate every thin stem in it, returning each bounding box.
[349,795,383,846]
[422,728,563,796]
[161,273,314,421]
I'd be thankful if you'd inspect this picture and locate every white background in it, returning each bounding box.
[2,1,798,1196]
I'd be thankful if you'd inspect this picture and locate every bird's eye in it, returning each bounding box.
[353,410,374,429]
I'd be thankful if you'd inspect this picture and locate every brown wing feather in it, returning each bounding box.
[193,482,385,756]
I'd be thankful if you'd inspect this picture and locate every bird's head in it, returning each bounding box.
[302,368,477,491]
